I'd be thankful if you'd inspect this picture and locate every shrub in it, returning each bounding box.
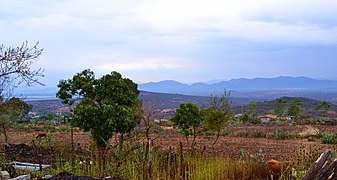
[236,130,249,137]
[222,128,231,136]
[322,131,337,144]
[252,129,265,138]
[273,129,298,140]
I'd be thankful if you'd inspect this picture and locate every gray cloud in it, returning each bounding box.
[1,0,337,87]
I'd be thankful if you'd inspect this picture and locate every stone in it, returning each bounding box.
[0,171,10,179]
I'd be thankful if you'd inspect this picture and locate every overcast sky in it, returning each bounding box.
[1,0,337,88]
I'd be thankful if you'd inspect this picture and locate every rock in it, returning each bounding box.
[1,171,10,179]
[11,174,30,180]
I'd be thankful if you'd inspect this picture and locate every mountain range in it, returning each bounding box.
[138,76,337,96]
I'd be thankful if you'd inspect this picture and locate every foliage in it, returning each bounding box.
[238,112,249,124]
[316,101,332,116]
[204,109,227,133]
[321,131,337,144]
[272,129,298,140]
[239,148,265,164]
[0,41,44,96]
[56,69,142,148]
[171,102,202,148]
[25,142,270,180]
[0,97,32,142]
[246,101,257,116]
[252,129,265,138]
[222,128,231,136]
[274,97,288,116]
[204,90,233,146]
[287,98,302,119]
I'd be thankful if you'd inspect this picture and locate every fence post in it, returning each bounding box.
[302,150,331,180]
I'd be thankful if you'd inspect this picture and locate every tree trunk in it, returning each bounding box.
[71,124,74,172]
[212,131,220,148]
[2,124,8,143]
[191,127,196,151]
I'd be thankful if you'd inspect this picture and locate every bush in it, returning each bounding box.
[322,131,337,144]
[273,129,298,140]
[222,128,231,136]
[236,130,249,137]
[252,129,265,138]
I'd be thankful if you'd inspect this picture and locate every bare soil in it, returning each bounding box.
[1,124,336,163]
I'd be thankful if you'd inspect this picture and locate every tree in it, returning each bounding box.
[246,101,257,117]
[274,98,288,116]
[238,112,249,124]
[171,102,202,150]
[0,96,32,143]
[57,69,142,174]
[204,90,233,147]
[287,98,302,119]
[316,101,332,116]
[0,41,44,96]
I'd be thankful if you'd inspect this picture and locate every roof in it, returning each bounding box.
[260,114,278,119]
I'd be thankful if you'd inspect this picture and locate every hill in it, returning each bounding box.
[139,76,337,96]
[234,96,337,116]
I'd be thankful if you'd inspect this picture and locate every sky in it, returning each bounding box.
[1,0,337,89]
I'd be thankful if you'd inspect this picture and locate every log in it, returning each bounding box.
[314,158,337,180]
[302,150,331,180]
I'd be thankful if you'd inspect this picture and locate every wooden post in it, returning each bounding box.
[302,150,332,180]
[314,158,337,180]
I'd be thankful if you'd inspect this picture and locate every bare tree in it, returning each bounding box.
[0,41,44,96]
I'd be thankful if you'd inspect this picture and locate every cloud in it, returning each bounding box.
[93,57,187,72]
[2,0,337,85]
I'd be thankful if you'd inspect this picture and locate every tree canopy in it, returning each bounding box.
[204,90,233,146]
[56,69,141,147]
[171,102,202,148]
[0,96,32,142]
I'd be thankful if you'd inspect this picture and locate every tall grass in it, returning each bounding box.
[25,141,270,179]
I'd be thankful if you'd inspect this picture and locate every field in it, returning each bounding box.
[3,124,336,160]
[1,123,336,179]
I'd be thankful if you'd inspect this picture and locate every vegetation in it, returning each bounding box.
[321,131,337,144]
[316,101,332,116]
[204,90,233,147]
[56,69,142,175]
[0,97,31,142]
[0,41,44,97]
[287,98,302,119]
[274,98,288,116]
[171,102,202,150]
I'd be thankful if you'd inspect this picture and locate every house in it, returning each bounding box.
[259,114,278,123]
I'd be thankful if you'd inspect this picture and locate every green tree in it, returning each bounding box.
[204,90,233,147]
[316,101,332,116]
[287,98,302,119]
[171,102,202,150]
[0,41,44,96]
[274,98,288,116]
[0,96,31,143]
[56,69,141,174]
[238,112,249,124]
[246,101,257,116]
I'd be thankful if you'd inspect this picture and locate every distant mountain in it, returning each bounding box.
[139,76,337,96]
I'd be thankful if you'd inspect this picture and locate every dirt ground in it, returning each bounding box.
[1,124,336,163]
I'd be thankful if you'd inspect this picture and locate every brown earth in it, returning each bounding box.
[1,124,336,163]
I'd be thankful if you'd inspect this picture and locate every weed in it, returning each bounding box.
[252,129,265,138]
[321,131,337,144]
[222,128,230,136]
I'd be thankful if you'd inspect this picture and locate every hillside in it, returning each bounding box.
[234,96,337,116]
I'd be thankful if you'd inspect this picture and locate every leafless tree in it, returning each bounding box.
[0,41,44,97]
